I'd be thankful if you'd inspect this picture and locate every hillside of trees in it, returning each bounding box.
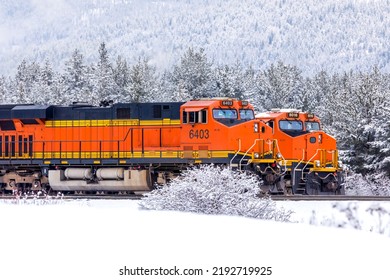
[1,44,389,182]
[1,0,390,76]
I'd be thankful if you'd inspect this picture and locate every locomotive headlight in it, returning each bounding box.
[314,160,321,167]
[254,123,259,132]
[254,152,260,159]
[276,152,282,159]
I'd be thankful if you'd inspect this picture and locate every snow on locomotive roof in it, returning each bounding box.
[255,112,272,118]
[256,109,300,118]
[270,108,300,113]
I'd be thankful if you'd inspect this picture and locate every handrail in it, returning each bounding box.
[292,148,305,183]
[273,139,287,176]
[300,149,321,181]
[229,138,241,169]
[239,139,262,170]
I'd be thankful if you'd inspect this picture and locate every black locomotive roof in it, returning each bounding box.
[0,102,184,120]
[0,104,50,119]
[12,105,52,119]
[49,102,184,120]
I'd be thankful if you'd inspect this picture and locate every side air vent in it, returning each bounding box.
[0,120,16,131]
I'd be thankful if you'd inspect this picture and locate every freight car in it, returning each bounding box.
[0,98,344,195]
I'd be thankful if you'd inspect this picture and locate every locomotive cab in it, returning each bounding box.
[180,98,274,169]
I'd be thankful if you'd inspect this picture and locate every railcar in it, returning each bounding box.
[0,98,277,195]
[255,109,345,195]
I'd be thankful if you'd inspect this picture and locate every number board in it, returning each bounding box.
[220,100,233,106]
[287,112,299,118]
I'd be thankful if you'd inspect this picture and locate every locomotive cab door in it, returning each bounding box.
[180,108,211,159]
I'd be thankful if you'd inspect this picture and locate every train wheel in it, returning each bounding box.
[305,184,319,195]
[275,180,286,193]
[335,186,345,195]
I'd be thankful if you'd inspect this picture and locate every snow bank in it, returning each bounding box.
[0,199,389,280]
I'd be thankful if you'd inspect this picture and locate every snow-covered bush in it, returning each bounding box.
[345,172,390,196]
[139,165,292,222]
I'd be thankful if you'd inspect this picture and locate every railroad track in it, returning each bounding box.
[269,195,390,201]
[1,194,390,201]
[0,194,144,200]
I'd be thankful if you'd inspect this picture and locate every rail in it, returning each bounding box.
[2,193,390,202]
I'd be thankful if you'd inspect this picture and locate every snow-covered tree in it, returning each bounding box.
[140,165,292,222]
[10,60,41,103]
[214,63,247,99]
[305,70,329,115]
[91,42,116,105]
[253,61,305,111]
[363,100,390,175]
[324,67,388,174]
[126,57,158,102]
[345,172,390,196]
[63,49,89,104]
[169,47,216,100]
[0,75,8,103]
[30,59,56,104]
[112,55,130,102]
[156,70,176,101]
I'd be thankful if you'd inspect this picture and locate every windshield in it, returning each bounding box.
[212,109,238,119]
[279,120,303,131]
[239,109,254,120]
[305,121,320,131]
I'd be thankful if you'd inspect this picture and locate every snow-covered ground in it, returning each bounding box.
[0,198,389,280]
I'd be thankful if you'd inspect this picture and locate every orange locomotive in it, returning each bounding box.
[0,99,344,195]
[255,109,344,194]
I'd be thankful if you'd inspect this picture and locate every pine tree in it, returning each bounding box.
[127,57,158,102]
[169,47,215,100]
[31,59,56,104]
[156,70,176,102]
[63,49,88,104]
[214,63,246,99]
[325,67,388,174]
[11,60,40,103]
[92,42,116,105]
[308,71,331,126]
[112,55,130,102]
[0,75,8,103]
[253,61,304,110]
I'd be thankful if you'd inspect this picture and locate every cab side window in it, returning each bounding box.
[267,121,274,133]
[182,110,207,124]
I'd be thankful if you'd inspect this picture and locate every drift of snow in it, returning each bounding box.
[0,199,390,280]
